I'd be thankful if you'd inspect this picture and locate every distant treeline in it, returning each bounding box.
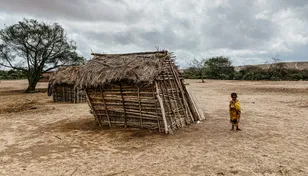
[183,57,308,81]
[0,70,27,80]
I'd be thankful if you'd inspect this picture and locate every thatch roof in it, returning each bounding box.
[50,66,82,85]
[77,51,170,88]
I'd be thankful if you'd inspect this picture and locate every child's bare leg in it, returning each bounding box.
[236,117,241,130]
[236,124,241,130]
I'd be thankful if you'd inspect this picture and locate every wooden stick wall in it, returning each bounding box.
[52,85,86,103]
[86,56,201,133]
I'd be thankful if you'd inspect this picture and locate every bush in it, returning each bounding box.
[290,73,304,80]
[183,57,308,81]
[218,73,230,80]
[183,67,204,79]
[301,69,308,80]
[0,69,27,80]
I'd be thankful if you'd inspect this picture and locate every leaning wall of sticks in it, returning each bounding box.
[79,51,204,133]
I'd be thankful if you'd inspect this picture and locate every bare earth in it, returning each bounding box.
[0,79,308,176]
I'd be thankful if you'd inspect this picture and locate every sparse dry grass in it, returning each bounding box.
[0,98,37,113]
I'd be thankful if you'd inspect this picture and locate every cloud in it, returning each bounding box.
[0,0,144,22]
[1,0,308,68]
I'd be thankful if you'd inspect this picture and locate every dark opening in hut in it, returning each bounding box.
[49,66,86,103]
[77,51,204,133]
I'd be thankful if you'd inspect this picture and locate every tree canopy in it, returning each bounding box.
[0,19,84,92]
[204,56,234,80]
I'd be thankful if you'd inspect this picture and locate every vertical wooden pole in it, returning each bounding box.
[152,85,161,132]
[137,87,143,128]
[69,86,71,103]
[119,84,127,127]
[155,82,168,134]
[75,88,77,103]
[62,86,65,102]
[101,90,112,127]
[78,90,80,103]
[52,85,56,102]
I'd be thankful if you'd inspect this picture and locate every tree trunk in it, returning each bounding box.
[201,69,205,83]
[24,77,39,93]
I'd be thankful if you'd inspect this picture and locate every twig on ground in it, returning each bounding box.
[70,168,78,176]
[54,136,61,140]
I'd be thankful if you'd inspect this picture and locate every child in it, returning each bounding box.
[229,93,241,130]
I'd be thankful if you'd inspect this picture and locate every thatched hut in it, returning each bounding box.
[49,66,86,103]
[77,51,204,133]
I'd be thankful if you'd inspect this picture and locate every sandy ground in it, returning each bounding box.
[0,79,308,176]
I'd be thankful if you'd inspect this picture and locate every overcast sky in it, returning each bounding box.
[1,0,308,68]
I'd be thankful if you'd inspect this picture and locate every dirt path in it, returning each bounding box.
[0,80,308,175]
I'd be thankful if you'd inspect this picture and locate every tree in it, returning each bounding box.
[236,66,270,80]
[0,19,84,92]
[204,56,235,79]
[187,58,206,82]
[267,57,287,80]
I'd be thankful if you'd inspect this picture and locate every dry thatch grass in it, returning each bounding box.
[76,51,169,88]
[50,66,83,86]
[0,98,38,113]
